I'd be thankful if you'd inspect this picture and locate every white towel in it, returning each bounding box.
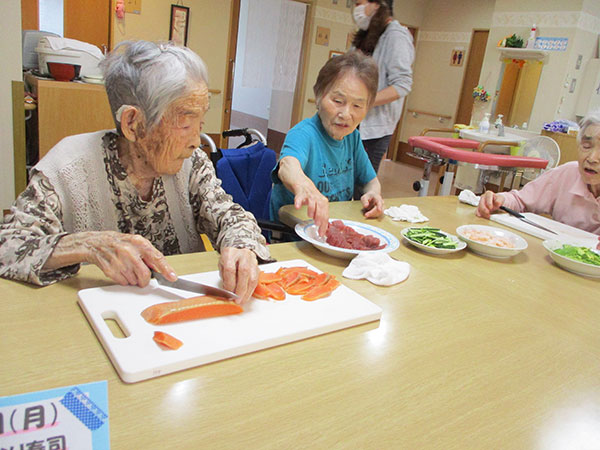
[342,253,410,286]
[458,189,480,207]
[384,205,429,223]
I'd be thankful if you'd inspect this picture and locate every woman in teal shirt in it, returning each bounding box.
[270,51,385,236]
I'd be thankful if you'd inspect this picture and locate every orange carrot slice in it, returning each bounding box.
[141,296,243,324]
[302,278,341,301]
[153,331,183,350]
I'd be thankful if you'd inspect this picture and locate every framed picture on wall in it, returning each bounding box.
[169,5,190,47]
[329,50,344,59]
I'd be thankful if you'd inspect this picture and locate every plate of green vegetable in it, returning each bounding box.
[542,239,600,278]
[401,227,466,255]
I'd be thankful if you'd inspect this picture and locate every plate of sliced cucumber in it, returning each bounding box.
[400,227,466,255]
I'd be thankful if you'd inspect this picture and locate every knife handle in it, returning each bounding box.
[499,205,524,219]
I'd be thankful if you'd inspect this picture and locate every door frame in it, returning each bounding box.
[222,0,314,142]
[454,29,489,125]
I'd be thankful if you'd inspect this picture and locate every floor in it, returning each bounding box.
[376,158,441,198]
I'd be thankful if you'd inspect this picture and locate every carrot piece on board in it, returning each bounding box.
[141,296,243,324]
[302,278,341,301]
[153,331,183,350]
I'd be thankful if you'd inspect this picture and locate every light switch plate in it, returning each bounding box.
[125,0,141,14]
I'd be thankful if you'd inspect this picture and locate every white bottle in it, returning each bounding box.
[526,24,537,49]
[479,113,491,134]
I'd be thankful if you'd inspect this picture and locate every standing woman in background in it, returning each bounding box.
[351,0,414,175]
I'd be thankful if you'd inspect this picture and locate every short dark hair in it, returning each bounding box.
[313,51,379,108]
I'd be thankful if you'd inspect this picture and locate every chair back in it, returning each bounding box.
[215,141,277,223]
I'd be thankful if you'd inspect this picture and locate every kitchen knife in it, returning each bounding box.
[151,271,240,301]
[499,206,558,235]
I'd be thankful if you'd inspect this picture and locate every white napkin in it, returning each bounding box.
[458,189,480,207]
[45,36,104,59]
[384,205,429,223]
[342,253,410,286]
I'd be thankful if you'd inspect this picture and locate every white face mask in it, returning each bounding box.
[352,4,372,31]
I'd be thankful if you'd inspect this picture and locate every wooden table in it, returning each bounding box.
[2,196,600,449]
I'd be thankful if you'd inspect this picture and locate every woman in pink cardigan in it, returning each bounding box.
[477,111,600,235]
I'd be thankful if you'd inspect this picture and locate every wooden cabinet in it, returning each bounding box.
[26,74,115,159]
[541,129,578,165]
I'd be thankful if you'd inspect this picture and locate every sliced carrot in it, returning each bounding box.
[286,279,315,295]
[141,296,243,324]
[302,278,341,301]
[153,331,183,350]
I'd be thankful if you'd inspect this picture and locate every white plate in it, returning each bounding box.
[542,239,600,278]
[401,227,466,255]
[456,224,528,258]
[295,219,399,260]
[82,75,104,84]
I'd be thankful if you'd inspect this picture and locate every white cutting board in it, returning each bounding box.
[490,213,598,242]
[78,259,382,383]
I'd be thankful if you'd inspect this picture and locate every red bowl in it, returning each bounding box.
[47,62,81,82]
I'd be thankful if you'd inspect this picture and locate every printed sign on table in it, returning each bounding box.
[0,381,109,450]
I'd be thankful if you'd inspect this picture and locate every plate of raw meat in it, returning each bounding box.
[295,219,400,259]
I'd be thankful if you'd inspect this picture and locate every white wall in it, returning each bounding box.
[1,0,23,209]
[232,0,280,120]
[38,0,63,35]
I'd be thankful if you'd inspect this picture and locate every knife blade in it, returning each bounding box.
[499,206,558,235]
[152,271,239,301]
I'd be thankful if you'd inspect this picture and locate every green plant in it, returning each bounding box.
[505,34,524,48]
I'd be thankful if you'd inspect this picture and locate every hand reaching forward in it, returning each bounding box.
[294,186,330,236]
[476,191,505,219]
[44,231,176,287]
[218,247,259,304]
[360,191,384,218]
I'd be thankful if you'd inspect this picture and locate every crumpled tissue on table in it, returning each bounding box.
[384,205,428,223]
[458,189,480,207]
[342,253,410,286]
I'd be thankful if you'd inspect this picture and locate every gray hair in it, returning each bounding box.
[577,110,600,145]
[313,51,379,109]
[100,40,209,131]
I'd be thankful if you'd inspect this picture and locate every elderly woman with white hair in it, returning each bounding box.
[0,40,270,302]
[477,111,600,235]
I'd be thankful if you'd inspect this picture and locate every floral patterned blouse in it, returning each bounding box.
[0,132,271,285]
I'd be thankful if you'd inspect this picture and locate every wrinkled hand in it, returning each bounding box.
[476,191,504,219]
[47,231,176,287]
[361,192,384,219]
[218,247,259,305]
[294,187,330,236]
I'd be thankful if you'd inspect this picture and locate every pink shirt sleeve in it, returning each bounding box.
[499,163,573,215]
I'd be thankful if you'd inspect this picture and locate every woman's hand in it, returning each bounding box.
[476,190,505,219]
[361,192,384,218]
[278,156,330,236]
[218,247,259,305]
[294,187,330,236]
[361,178,384,219]
[44,231,176,287]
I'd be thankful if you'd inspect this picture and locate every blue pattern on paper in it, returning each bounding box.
[60,387,108,431]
